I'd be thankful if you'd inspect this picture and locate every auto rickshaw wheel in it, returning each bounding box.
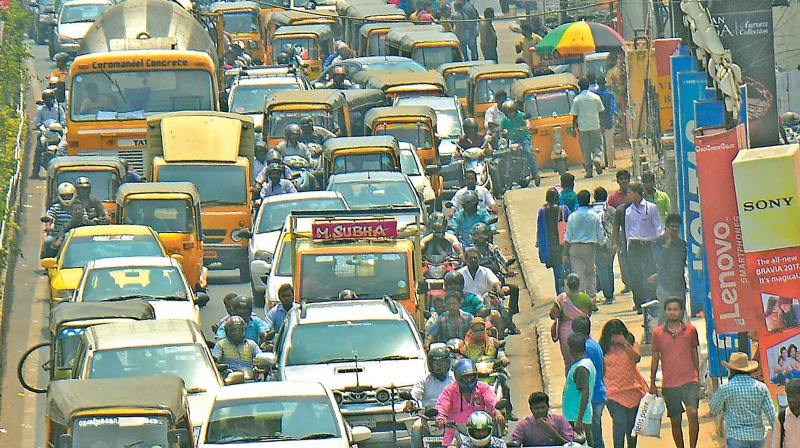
[17,342,51,394]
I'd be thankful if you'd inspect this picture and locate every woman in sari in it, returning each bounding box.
[549,273,593,370]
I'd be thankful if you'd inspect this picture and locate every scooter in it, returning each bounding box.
[492,134,531,195]
[38,120,65,170]
[460,147,492,193]
[282,155,316,191]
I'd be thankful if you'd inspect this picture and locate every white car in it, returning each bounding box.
[394,96,465,164]
[198,381,372,447]
[72,256,206,324]
[227,68,309,131]
[398,142,436,207]
[53,0,111,55]
[247,192,348,306]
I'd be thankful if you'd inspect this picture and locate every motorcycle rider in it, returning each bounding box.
[254,149,292,192]
[471,223,520,335]
[435,358,504,446]
[50,52,70,102]
[260,163,297,199]
[452,170,496,213]
[501,99,540,186]
[425,292,474,348]
[32,89,66,178]
[211,315,262,376]
[406,344,455,448]
[74,177,109,224]
[463,317,515,421]
[422,212,463,260]
[42,182,80,258]
[483,90,507,132]
[450,191,493,247]
[275,124,312,159]
[324,65,353,90]
[444,271,483,318]
[458,411,507,448]
[298,116,336,145]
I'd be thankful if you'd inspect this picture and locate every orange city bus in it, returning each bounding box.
[65,50,218,175]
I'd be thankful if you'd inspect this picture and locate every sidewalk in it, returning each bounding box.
[503,164,723,447]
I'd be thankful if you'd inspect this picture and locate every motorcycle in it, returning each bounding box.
[492,134,531,196]
[459,147,492,193]
[38,120,65,170]
[422,254,460,306]
[282,155,316,191]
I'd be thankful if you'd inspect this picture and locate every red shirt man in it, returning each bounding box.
[607,169,630,208]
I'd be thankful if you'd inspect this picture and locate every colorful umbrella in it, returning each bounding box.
[534,21,625,56]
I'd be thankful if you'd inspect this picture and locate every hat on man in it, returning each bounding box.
[470,317,486,329]
[722,352,759,373]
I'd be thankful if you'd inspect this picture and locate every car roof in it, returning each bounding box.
[88,319,204,350]
[213,381,330,401]
[328,171,409,183]
[69,224,156,237]
[395,96,459,110]
[62,0,112,6]
[262,191,345,205]
[85,256,180,270]
[297,299,406,324]
[235,77,304,87]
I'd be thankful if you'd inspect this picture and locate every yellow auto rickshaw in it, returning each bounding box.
[355,70,447,101]
[341,88,387,136]
[438,60,495,107]
[386,30,462,70]
[262,89,350,147]
[264,9,339,57]
[358,20,412,56]
[208,1,266,64]
[46,376,194,448]
[509,74,582,169]
[343,3,407,47]
[321,135,401,180]
[116,182,207,291]
[17,300,156,393]
[467,63,531,131]
[270,24,334,79]
[47,156,126,221]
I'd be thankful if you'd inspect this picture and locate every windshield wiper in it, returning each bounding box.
[104,294,157,301]
[315,357,358,364]
[212,435,297,444]
[202,199,241,206]
[100,67,128,106]
[123,441,144,448]
[300,433,336,440]
[365,355,417,362]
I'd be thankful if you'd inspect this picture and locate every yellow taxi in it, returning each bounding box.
[40,225,168,307]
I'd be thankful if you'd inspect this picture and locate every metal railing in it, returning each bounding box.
[0,86,26,251]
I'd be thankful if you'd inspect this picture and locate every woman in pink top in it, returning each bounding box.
[435,359,503,445]
[600,319,648,448]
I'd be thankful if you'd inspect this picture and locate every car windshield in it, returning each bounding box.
[399,151,421,176]
[157,165,246,205]
[299,252,410,301]
[269,110,329,138]
[328,180,417,209]
[257,197,346,233]
[205,396,341,443]
[81,266,188,302]
[60,4,108,23]
[54,170,117,201]
[70,70,214,121]
[474,76,523,103]
[273,37,318,61]
[287,319,419,365]
[123,199,194,233]
[375,124,432,149]
[333,153,395,175]
[62,235,163,269]
[89,344,218,391]
[445,72,468,98]
[231,84,301,114]
[412,46,460,69]
[223,11,259,34]
[524,89,576,118]
[72,415,170,448]
[362,60,426,72]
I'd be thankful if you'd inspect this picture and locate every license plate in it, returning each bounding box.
[349,420,376,429]
[203,251,218,259]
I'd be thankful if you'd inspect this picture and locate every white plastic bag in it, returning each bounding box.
[632,393,666,437]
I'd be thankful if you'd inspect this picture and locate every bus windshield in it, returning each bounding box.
[157,165,247,205]
[70,70,214,121]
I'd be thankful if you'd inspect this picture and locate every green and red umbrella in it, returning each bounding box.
[534,21,625,56]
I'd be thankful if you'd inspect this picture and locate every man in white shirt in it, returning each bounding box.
[451,170,497,212]
[458,247,502,298]
[570,77,605,178]
[483,90,507,131]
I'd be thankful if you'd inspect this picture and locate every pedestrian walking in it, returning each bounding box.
[624,182,662,313]
[478,8,498,62]
[652,213,687,323]
[564,190,606,302]
[514,22,541,68]
[458,0,479,60]
[710,352,775,448]
[650,298,700,448]
[592,187,616,304]
[570,77,605,178]
[599,319,647,448]
[439,5,454,32]
[573,316,607,448]
[564,333,596,446]
[772,379,800,448]
[595,78,618,168]
[537,188,570,294]
[641,171,672,223]
[549,274,593,370]
[611,182,632,296]
[559,172,578,212]
[607,170,630,208]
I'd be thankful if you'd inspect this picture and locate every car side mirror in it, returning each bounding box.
[167,428,191,448]
[40,258,57,269]
[194,292,210,307]
[234,228,252,240]
[224,371,245,385]
[58,434,72,448]
[350,426,372,444]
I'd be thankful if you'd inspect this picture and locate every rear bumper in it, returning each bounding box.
[203,244,247,270]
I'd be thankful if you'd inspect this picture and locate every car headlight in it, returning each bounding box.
[333,391,343,404]
[375,388,391,403]
[254,250,273,263]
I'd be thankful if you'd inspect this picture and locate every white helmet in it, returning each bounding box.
[466,410,494,447]
[57,182,77,206]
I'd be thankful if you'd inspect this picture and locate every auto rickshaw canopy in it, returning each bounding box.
[116,182,201,209]
[264,89,346,111]
[322,135,400,159]
[272,24,334,43]
[341,88,386,111]
[345,3,407,21]
[336,0,387,15]
[437,60,495,76]
[395,31,459,54]
[364,105,437,131]
[468,63,531,80]
[48,300,156,336]
[356,70,447,94]
[268,8,339,28]
[47,375,189,427]
[208,1,259,14]
[509,73,580,99]
[359,20,412,41]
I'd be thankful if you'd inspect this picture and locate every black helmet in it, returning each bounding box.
[443,271,465,292]
[471,222,489,241]
[428,343,451,379]
[283,43,296,55]
[285,123,302,137]
[266,149,282,163]
[267,162,283,173]
[276,52,290,65]
[298,116,314,127]
[54,52,70,65]
[430,211,447,234]
[463,118,478,132]
[75,176,91,190]
[42,89,56,102]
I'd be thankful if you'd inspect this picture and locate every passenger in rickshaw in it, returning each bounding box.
[324,66,353,90]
